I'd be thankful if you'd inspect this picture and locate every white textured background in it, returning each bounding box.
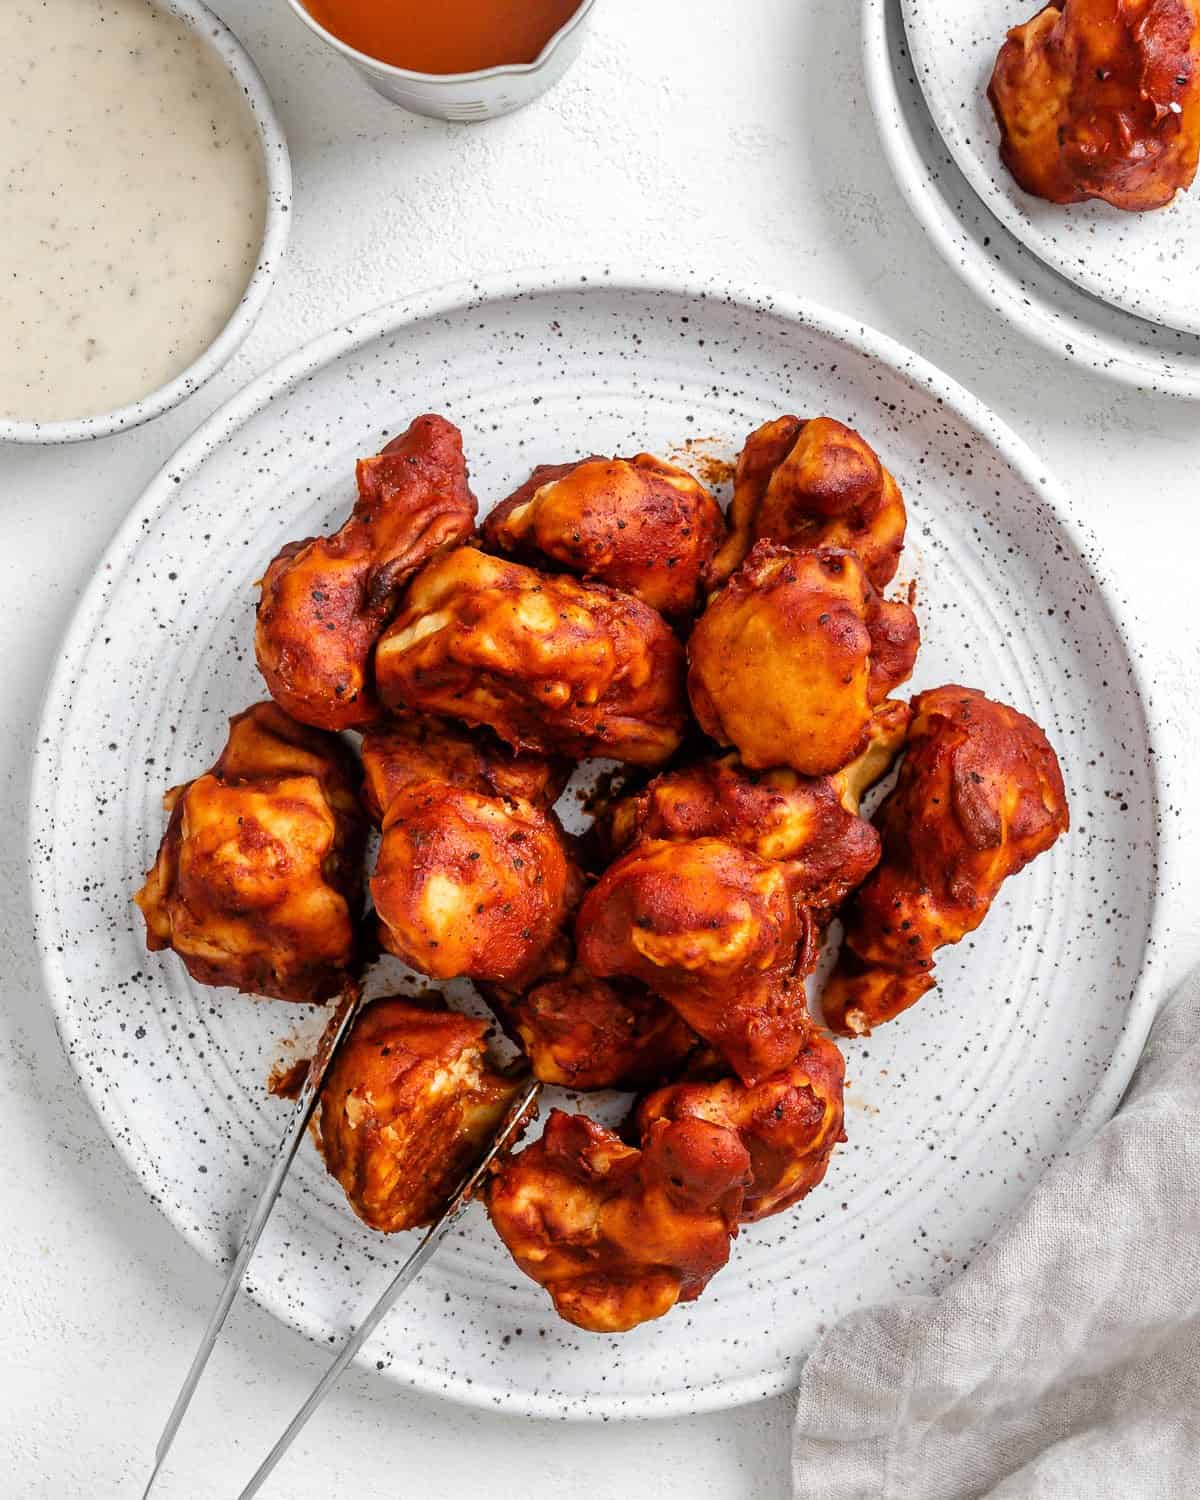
[3,0,1198,1494]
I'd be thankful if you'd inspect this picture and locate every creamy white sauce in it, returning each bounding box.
[0,0,268,423]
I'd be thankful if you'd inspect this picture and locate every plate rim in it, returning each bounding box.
[897,0,1200,338]
[862,0,1200,398]
[27,266,1174,1419]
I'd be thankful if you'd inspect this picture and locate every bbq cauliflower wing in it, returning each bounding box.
[134,702,366,1002]
[374,546,688,764]
[483,453,726,617]
[636,1029,846,1222]
[486,1108,749,1332]
[576,836,816,1084]
[688,542,919,777]
[371,779,580,986]
[823,686,1070,1036]
[318,997,526,1233]
[359,712,569,826]
[989,0,1200,210]
[606,747,892,920]
[255,414,476,730]
[485,964,699,1091]
[710,416,907,589]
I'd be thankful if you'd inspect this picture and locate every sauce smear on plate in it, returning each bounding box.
[301,0,581,74]
[0,0,267,424]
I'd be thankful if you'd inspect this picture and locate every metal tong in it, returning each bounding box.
[142,984,539,1497]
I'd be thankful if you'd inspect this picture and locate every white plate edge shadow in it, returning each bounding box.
[27,265,1179,1419]
[862,0,1200,398]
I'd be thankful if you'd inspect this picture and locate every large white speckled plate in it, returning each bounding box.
[900,0,1200,336]
[865,0,1200,396]
[30,272,1168,1419]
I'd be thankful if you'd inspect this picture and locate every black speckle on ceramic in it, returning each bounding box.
[27,274,1172,1420]
[0,0,292,447]
[865,0,1200,397]
[900,0,1200,339]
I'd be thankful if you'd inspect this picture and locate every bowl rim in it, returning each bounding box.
[0,0,292,446]
[284,0,596,85]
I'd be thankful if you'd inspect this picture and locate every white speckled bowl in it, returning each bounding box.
[864,0,1200,397]
[29,270,1174,1418]
[899,0,1200,337]
[284,0,595,121]
[0,0,292,447]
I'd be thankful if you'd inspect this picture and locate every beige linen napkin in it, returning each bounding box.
[793,970,1200,1500]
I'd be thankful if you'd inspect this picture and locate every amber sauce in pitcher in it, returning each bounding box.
[302,0,583,74]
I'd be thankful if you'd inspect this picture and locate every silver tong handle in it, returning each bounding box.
[238,1076,541,1500]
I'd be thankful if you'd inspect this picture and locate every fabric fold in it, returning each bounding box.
[793,972,1200,1500]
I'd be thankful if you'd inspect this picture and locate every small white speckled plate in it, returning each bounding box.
[30,272,1170,1419]
[900,0,1200,336]
[865,0,1200,397]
